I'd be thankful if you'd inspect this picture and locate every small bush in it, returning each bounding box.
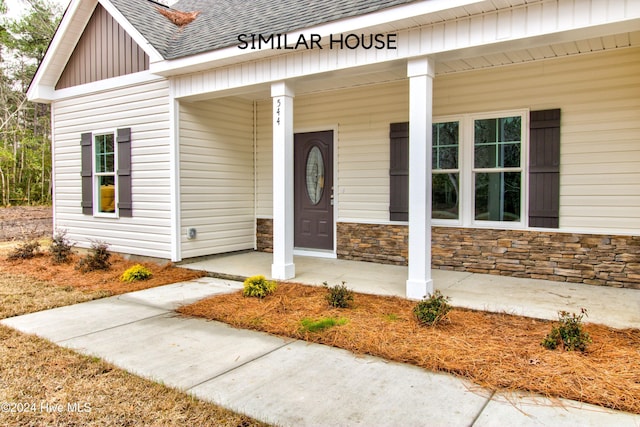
[7,240,41,261]
[324,281,354,308]
[413,290,452,326]
[299,317,348,333]
[49,230,75,264]
[76,241,111,273]
[243,275,277,298]
[120,264,153,282]
[542,309,591,352]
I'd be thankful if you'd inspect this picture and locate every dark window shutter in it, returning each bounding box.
[117,127,132,217]
[80,132,93,215]
[529,109,560,228]
[390,122,409,221]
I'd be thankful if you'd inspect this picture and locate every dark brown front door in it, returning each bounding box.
[294,131,334,250]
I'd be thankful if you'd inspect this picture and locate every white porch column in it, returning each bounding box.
[406,57,435,299]
[271,81,295,279]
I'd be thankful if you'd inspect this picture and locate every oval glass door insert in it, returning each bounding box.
[305,146,324,205]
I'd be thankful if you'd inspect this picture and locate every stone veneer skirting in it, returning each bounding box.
[256,219,640,289]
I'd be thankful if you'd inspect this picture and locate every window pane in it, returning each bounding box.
[95,134,115,173]
[432,121,459,169]
[474,172,520,222]
[432,173,459,220]
[98,175,116,213]
[499,143,521,168]
[500,116,521,142]
[474,144,495,169]
[474,116,521,168]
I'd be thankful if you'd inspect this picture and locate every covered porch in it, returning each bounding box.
[179,251,640,330]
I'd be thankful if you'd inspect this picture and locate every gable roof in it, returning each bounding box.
[109,0,418,60]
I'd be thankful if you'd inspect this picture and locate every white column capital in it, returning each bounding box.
[271,81,295,98]
[407,56,435,79]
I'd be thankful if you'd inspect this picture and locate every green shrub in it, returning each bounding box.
[49,230,74,264]
[7,240,41,261]
[242,275,277,298]
[324,281,354,308]
[413,290,452,326]
[542,309,591,352]
[299,317,348,333]
[76,241,111,273]
[120,264,153,282]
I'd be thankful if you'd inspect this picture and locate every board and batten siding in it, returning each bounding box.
[179,97,255,259]
[256,47,639,233]
[255,82,409,222]
[52,77,173,258]
[56,4,149,90]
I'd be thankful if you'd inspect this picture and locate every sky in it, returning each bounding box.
[4,0,71,19]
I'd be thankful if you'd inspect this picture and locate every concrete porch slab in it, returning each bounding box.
[180,251,640,329]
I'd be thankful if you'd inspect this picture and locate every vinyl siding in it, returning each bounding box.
[52,77,173,257]
[56,4,149,90]
[256,82,409,221]
[179,97,255,258]
[434,47,640,232]
[257,47,639,233]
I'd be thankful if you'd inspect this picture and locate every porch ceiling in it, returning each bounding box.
[283,30,640,98]
[183,29,639,102]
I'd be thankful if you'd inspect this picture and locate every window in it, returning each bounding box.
[81,128,132,217]
[94,133,116,214]
[390,109,559,228]
[473,115,522,222]
[432,121,459,220]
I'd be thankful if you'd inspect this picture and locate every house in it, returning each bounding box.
[28,0,640,298]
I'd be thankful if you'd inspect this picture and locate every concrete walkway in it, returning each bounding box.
[3,277,639,426]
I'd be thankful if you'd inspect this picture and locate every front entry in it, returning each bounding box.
[294,131,334,250]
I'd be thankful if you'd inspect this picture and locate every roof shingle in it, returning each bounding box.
[109,0,418,60]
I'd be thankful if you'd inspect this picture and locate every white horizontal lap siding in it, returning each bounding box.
[255,81,408,222]
[52,78,173,258]
[433,47,640,233]
[179,97,254,259]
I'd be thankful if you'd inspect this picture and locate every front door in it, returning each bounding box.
[294,131,334,250]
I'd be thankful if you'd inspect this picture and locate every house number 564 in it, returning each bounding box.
[275,98,281,126]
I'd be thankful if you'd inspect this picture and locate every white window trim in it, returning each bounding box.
[432,115,464,227]
[92,130,119,218]
[432,109,529,229]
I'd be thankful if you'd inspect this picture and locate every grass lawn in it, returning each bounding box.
[0,245,267,427]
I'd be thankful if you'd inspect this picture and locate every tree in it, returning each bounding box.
[0,0,61,205]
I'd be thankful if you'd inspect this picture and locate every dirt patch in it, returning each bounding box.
[179,282,640,415]
[0,206,52,241]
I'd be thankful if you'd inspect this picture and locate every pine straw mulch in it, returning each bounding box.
[178,282,640,415]
[0,251,205,296]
